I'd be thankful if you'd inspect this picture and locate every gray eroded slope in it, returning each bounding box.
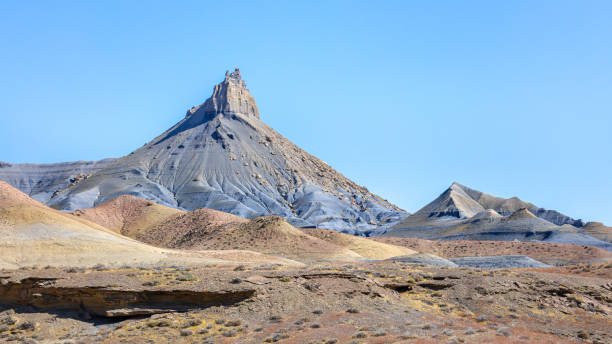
[0,159,116,203]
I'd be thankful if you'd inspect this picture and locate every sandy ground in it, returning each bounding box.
[0,261,610,343]
[374,237,612,265]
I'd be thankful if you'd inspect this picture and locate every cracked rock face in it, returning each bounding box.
[42,69,407,234]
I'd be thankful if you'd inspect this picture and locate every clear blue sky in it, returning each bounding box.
[1,1,611,225]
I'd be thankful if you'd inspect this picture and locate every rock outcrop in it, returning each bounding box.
[0,274,255,318]
[198,68,259,119]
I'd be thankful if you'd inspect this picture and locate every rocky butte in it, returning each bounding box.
[2,69,406,234]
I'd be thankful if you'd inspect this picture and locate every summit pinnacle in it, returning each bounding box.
[187,68,259,120]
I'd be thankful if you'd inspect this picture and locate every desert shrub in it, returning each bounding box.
[497,328,511,337]
[353,332,367,338]
[176,273,197,281]
[225,320,241,327]
[475,315,487,322]
[222,330,237,337]
[92,264,108,271]
[17,320,35,331]
[294,317,309,325]
[577,330,589,339]
[183,319,201,327]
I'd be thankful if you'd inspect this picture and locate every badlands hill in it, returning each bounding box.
[7,69,405,234]
[160,215,365,262]
[581,221,612,243]
[394,182,582,229]
[298,227,416,260]
[386,183,611,251]
[0,181,299,269]
[70,195,183,237]
[75,195,416,262]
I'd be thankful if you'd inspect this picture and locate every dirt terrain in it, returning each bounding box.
[375,237,612,266]
[1,184,611,343]
[1,261,610,344]
[0,181,300,269]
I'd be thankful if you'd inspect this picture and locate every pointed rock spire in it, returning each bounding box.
[192,68,259,119]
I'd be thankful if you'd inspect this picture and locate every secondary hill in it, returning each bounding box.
[0,181,299,269]
[144,214,363,262]
[392,182,583,231]
[135,208,249,248]
[73,195,416,262]
[374,237,612,266]
[386,184,612,251]
[70,195,183,237]
[387,207,560,240]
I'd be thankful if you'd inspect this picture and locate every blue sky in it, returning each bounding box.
[1,1,611,224]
